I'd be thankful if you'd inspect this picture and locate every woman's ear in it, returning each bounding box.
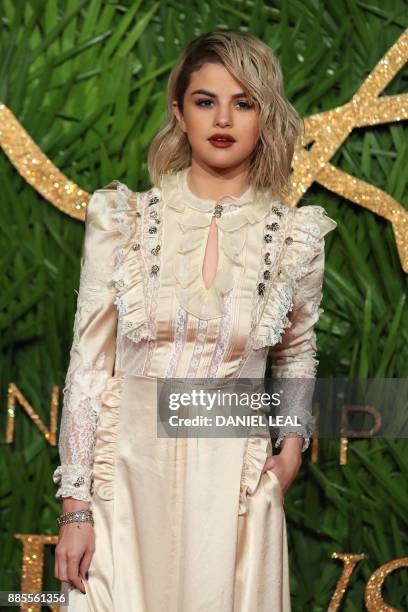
[172,100,187,134]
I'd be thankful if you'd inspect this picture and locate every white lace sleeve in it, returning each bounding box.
[270,206,337,452]
[52,187,119,501]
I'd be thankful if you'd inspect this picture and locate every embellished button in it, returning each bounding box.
[151,264,160,276]
[264,252,271,265]
[149,195,159,205]
[132,243,140,251]
[149,210,161,224]
[278,269,282,276]
[213,203,223,218]
[258,282,266,296]
[263,270,271,280]
[73,476,85,488]
[151,245,161,256]
[272,206,283,217]
[264,234,272,243]
[266,222,279,231]
[136,211,141,217]
[148,226,158,234]
[285,236,293,245]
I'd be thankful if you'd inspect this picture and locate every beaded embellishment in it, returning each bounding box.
[110,188,163,344]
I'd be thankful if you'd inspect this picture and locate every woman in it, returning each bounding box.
[53,30,337,611]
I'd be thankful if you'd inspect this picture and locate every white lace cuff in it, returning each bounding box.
[275,432,311,453]
[53,464,93,502]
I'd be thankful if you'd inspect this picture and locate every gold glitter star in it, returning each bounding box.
[0,29,407,270]
[287,28,408,272]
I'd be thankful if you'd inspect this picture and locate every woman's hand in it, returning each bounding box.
[55,498,95,594]
[262,436,303,495]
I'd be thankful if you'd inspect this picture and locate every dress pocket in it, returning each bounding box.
[92,373,125,501]
[263,468,284,505]
[238,435,271,515]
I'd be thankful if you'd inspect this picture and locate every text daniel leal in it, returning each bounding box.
[167,415,301,427]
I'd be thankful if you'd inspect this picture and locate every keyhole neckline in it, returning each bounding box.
[201,216,219,292]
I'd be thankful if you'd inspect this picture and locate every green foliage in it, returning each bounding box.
[0,1,407,609]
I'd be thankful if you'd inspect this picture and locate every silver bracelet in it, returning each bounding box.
[57,509,94,529]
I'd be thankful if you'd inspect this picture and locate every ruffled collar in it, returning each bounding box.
[178,166,254,212]
[157,168,279,320]
[160,168,276,229]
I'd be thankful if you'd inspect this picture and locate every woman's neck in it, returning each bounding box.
[186,162,251,201]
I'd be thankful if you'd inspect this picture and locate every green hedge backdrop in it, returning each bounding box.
[0,1,407,610]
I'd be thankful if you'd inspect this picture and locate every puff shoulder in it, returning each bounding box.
[281,204,337,282]
[85,180,136,232]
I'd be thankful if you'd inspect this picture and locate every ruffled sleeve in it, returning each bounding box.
[52,184,121,501]
[268,205,337,452]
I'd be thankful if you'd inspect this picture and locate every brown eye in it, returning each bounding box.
[235,101,254,110]
[196,99,213,107]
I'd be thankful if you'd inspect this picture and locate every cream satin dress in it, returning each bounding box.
[54,167,337,611]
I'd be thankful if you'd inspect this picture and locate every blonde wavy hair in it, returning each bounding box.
[147,30,303,200]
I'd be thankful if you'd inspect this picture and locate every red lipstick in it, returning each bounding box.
[208,133,236,148]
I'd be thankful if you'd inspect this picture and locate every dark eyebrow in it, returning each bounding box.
[190,89,249,99]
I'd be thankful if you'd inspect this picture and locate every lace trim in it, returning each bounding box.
[252,204,336,352]
[110,186,159,345]
[283,213,322,284]
[142,190,163,371]
[252,205,295,350]
[235,203,290,374]
[275,433,312,453]
[55,349,111,501]
[271,378,317,452]
[275,402,316,453]
[187,317,209,377]
[252,281,294,349]
[208,292,234,378]
[52,464,93,501]
[274,403,316,452]
[165,306,188,377]
[110,182,136,240]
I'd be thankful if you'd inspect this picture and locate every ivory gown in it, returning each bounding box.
[53,167,337,611]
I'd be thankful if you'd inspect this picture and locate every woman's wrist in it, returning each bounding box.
[62,497,90,513]
[279,435,304,459]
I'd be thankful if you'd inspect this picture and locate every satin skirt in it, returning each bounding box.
[62,374,291,611]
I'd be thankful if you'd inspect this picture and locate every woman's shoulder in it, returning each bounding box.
[88,179,156,216]
[84,181,138,235]
[93,179,138,206]
[278,202,337,260]
[289,203,338,241]
[86,179,162,239]
[276,203,337,285]
[94,180,161,209]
